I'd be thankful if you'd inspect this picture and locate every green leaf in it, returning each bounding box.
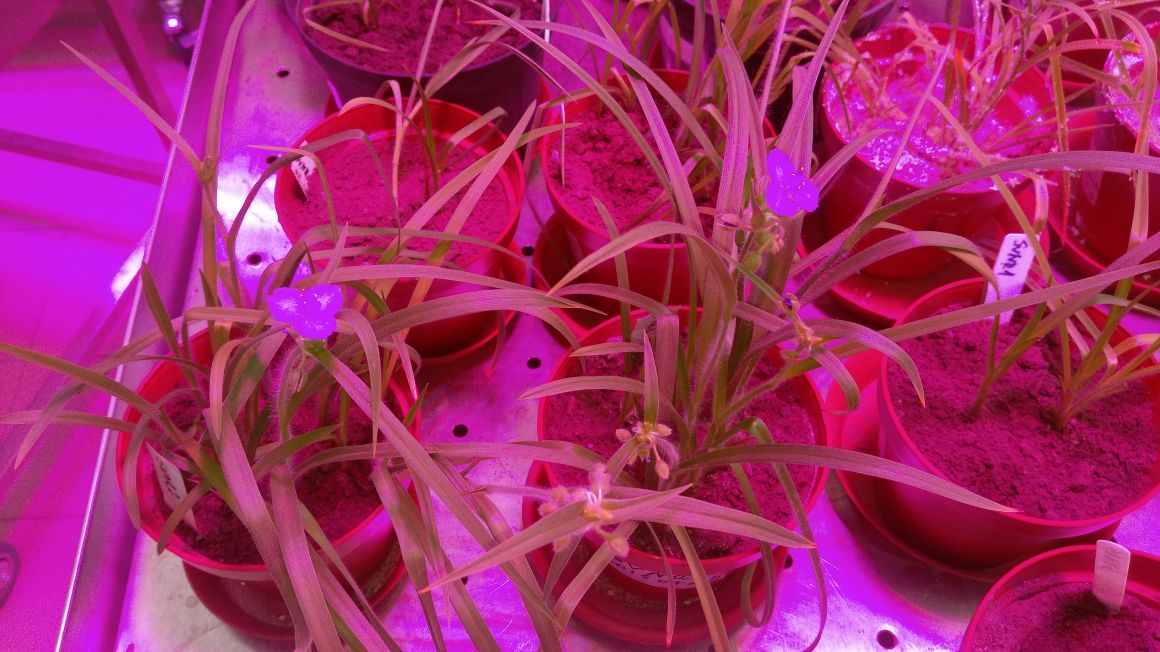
[426,488,688,590]
[269,464,343,650]
[673,525,730,652]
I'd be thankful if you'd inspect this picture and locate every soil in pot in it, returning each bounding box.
[968,574,1160,651]
[544,100,717,240]
[159,388,401,565]
[885,307,1158,521]
[542,351,816,559]
[303,0,541,74]
[279,136,511,266]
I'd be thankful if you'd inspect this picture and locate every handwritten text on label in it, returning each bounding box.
[983,233,1034,325]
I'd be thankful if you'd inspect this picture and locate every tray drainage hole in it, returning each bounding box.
[452,424,469,438]
[276,68,290,78]
[521,245,534,256]
[246,253,263,266]
[526,357,541,369]
[783,554,793,569]
[876,628,898,649]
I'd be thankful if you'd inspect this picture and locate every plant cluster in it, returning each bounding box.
[5,0,1160,650]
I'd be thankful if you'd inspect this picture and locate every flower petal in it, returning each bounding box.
[268,287,304,323]
[307,284,343,314]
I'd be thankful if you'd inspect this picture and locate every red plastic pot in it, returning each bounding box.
[533,309,828,600]
[274,100,525,361]
[959,545,1160,651]
[818,24,1054,280]
[283,0,544,132]
[540,69,697,308]
[1072,22,1160,263]
[876,279,1160,570]
[540,70,773,308]
[115,329,420,588]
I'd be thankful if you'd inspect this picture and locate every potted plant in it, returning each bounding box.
[875,260,1160,570]
[816,12,1057,281]
[272,95,534,362]
[533,30,778,310]
[540,67,712,308]
[285,0,545,127]
[960,544,1160,650]
[405,9,1039,648]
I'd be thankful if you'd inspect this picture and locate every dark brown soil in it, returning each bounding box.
[545,101,717,238]
[304,0,542,74]
[970,575,1160,651]
[279,135,511,265]
[886,307,1158,520]
[160,389,400,565]
[542,350,818,559]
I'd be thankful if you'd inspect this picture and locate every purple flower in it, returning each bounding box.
[765,149,818,217]
[268,284,343,340]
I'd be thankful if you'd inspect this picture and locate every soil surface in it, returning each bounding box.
[304,0,542,74]
[970,574,1160,651]
[886,306,1158,520]
[280,134,512,265]
[159,386,402,565]
[545,100,717,239]
[542,349,817,559]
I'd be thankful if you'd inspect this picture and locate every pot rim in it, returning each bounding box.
[877,277,1160,529]
[535,308,828,572]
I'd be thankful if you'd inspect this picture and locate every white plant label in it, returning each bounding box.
[983,233,1034,325]
[291,145,316,194]
[1093,539,1131,613]
[147,444,197,531]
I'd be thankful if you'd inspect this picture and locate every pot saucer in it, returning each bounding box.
[530,215,621,338]
[183,535,405,640]
[523,463,775,647]
[800,187,1053,327]
[826,351,1013,583]
[1046,111,1160,306]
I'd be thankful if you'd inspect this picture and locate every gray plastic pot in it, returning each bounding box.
[285,0,545,131]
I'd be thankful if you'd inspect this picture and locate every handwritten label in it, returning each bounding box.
[608,556,727,589]
[291,155,316,194]
[983,233,1033,325]
[147,445,196,531]
[1093,539,1131,612]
